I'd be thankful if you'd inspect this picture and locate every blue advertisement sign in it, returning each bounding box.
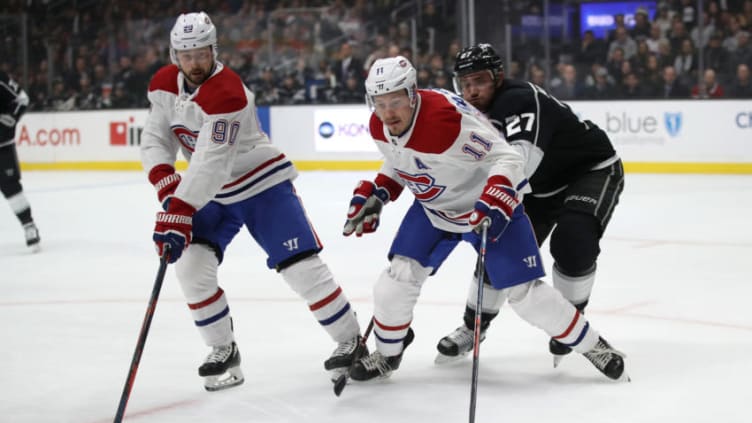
[579,1,657,38]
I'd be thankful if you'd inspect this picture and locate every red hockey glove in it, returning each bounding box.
[153,197,196,263]
[148,164,181,210]
[343,175,403,237]
[468,175,520,242]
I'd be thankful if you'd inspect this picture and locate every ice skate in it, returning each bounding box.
[198,342,244,391]
[550,338,572,368]
[351,328,414,381]
[550,302,587,367]
[582,336,630,382]
[435,325,486,364]
[324,335,367,382]
[23,222,40,252]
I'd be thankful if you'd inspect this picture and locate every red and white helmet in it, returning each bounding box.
[364,56,417,111]
[169,12,218,64]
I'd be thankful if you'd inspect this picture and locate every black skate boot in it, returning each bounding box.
[325,335,368,381]
[436,305,496,364]
[550,301,587,367]
[350,328,415,381]
[435,325,486,364]
[582,336,629,381]
[198,341,244,391]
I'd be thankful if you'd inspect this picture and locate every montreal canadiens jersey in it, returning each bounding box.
[487,79,619,196]
[370,88,528,233]
[141,63,297,209]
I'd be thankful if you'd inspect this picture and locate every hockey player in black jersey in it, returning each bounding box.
[436,43,625,368]
[0,71,40,251]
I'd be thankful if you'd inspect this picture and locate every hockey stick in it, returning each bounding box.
[469,222,489,423]
[333,316,375,396]
[114,250,169,423]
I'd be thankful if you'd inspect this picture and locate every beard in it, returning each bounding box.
[184,68,209,85]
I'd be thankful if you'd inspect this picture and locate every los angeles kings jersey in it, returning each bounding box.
[141,63,296,210]
[370,88,528,233]
[0,71,29,147]
[487,79,619,196]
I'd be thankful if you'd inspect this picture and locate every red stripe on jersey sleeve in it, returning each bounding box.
[148,65,180,95]
[194,67,248,115]
[405,90,462,154]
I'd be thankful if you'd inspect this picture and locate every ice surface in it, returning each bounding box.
[1,171,751,423]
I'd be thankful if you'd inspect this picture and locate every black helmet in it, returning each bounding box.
[453,43,504,77]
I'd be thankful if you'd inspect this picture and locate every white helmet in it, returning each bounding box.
[364,56,417,111]
[169,12,218,64]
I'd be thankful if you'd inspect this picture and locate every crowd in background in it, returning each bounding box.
[1,0,751,112]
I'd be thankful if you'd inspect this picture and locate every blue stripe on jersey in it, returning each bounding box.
[318,303,351,326]
[216,162,294,199]
[194,306,230,327]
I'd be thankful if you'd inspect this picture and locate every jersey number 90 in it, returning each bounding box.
[212,119,240,145]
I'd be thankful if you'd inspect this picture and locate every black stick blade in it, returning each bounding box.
[333,373,348,396]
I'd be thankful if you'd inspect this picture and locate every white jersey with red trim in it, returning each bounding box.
[370,88,529,233]
[141,62,297,209]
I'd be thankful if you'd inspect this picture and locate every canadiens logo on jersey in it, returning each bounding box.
[396,170,445,201]
[171,125,199,152]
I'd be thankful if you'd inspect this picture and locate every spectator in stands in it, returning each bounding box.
[653,3,673,37]
[251,66,279,106]
[728,63,752,97]
[642,54,664,96]
[609,27,638,60]
[691,11,715,48]
[674,38,698,84]
[607,13,627,44]
[631,7,652,39]
[619,72,646,98]
[109,82,131,109]
[705,34,731,78]
[729,31,752,74]
[691,68,725,98]
[430,69,451,90]
[277,71,306,105]
[656,38,675,69]
[335,71,365,104]
[668,19,690,53]
[660,65,690,98]
[550,64,582,100]
[583,66,617,99]
[646,23,668,54]
[529,65,546,88]
[333,41,363,86]
[680,0,697,31]
[576,30,606,68]
[606,47,627,83]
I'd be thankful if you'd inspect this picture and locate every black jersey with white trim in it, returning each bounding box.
[0,71,29,146]
[486,79,617,196]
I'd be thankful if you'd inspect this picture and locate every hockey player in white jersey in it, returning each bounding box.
[342,56,628,382]
[140,11,363,391]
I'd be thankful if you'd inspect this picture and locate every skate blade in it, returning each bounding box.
[434,351,469,365]
[204,366,244,392]
[29,243,41,253]
[552,355,563,368]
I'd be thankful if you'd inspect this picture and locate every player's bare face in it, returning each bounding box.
[373,91,414,135]
[176,47,214,87]
[458,70,496,112]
